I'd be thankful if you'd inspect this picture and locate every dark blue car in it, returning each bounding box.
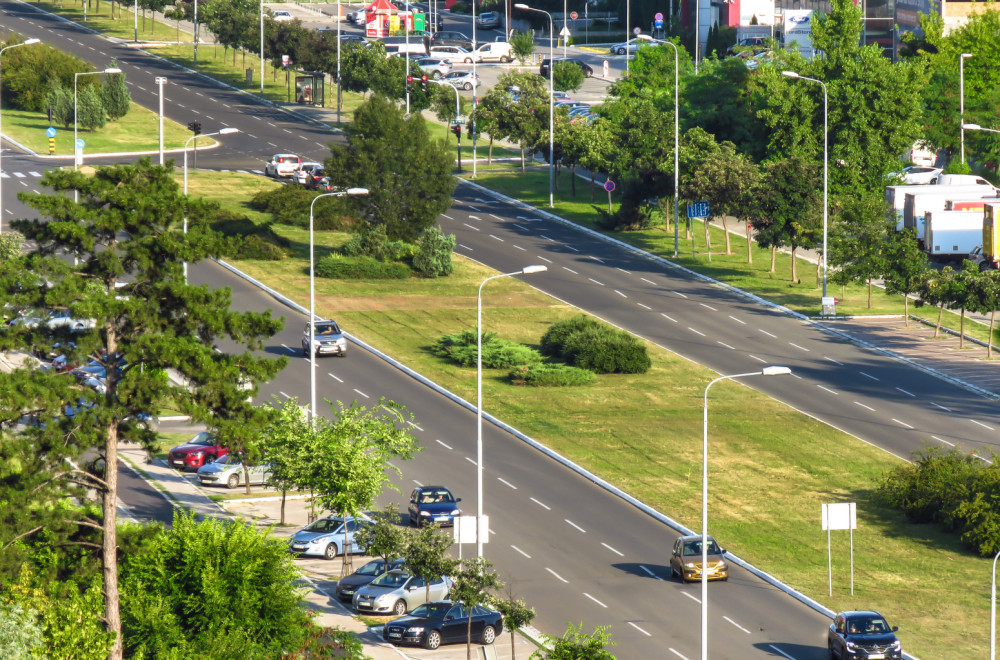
[383,600,502,649]
[407,485,461,527]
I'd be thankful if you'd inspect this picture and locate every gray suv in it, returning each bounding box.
[432,30,473,50]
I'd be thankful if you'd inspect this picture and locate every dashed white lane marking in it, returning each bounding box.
[700,303,717,311]
[688,327,705,337]
[546,568,568,583]
[616,267,631,274]
[749,354,767,363]
[435,439,452,450]
[583,593,607,608]
[661,313,676,322]
[463,223,479,231]
[717,341,734,350]
[279,391,291,399]
[565,519,586,533]
[468,215,481,221]
[464,457,477,466]
[628,622,652,636]
[892,418,913,429]
[759,329,776,338]
[641,277,655,285]
[353,388,369,399]
[854,401,875,412]
[489,213,505,221]
[896,387,915,397]
[514,245,526,251]
[537,256,552,263]
[513,223,529,230]
[588,256,605,263]
[729,315,745,324]
[540,234,554,241]
[932,435,954,447]
[563,267,578,274]
[971,419,995,430]
[530,497,550,510]
[724,616,752,634]
[818,385,838,395]
[497,477,517,489]
[511,545,531,558]
[441,213,453,220]
[860,371,879,381]
[638,303,651,310]
[682,591,701,604]
[588,278,604,286]
[640,565,664,581]
[564,245,579,252]
[668,649,690,659]
[328,372,343,383]
[601,542,623,556]
[458,243,472,251]
[825,356,844,365]
[768,645,798,660]
[489,234,504,242]
[789,342,809,352]
[671,290,688,298]
[614,290,626,298]
[931,402,952,412]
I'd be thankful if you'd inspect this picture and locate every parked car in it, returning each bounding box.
[352,569,453,615]
[415,57,451,79]
[669,534,729,582]
[889,165,942,185]
[270,9,293,21]
[168,432,228,472]
[609,38,643,55]
[442,70,480,90]
[9,308,95,333]
[288,514,372,560]
[407,485,461,527]
[294,162,323,186]
[473,41,515,63]
[828,611,902,660]
[197,454,272,489]
[476,11,501,29]
[539,57,593,78]
[302,319,347,357]
[348,7,367,24]
[335,557,405,603]
[551,90,572,101]
[908,140,937,167]
[429,45,474,63]
[264,153,302,178]
[432,30,473,50]
[383,600,503,649]
[726,36,767,55]
[930,173,995,187]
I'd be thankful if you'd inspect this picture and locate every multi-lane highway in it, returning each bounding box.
[1,3,988,657]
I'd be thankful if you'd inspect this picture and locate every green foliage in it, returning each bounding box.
[0,601,43,659]
[44,79,73,129]
[829,192,894,307]
[249,185,356,230]
[875,447,1000,557]
[402,524,458,605]
[354,504,408,565]
[208,209,290,261]
[412,226,456,277]
[704,24,736,60]
[449,557,504,655]
[75,84,106,131]
[882,228,930,320]
[943,159,972,175]
[338,224,414,262]
[595,176,655,231]
[431,330,543,368]
[509,31,536,62]
[491,593,536,646]
[0,231,24,261]
[508,362,595,386]
[326,95,455,242]
[120,511,311,659]
[530,623,616,660]
[552,61,585,92]
[540,314,602,357]
[562,325,651,374]
[100,66,131,121]
[314,254,412,279]
[0,40,88,112]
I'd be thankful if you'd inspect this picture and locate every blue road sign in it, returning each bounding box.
[604,180,615,192]
[654,19,663,29]
[687,201,709,218]
[46,127,57,138]
[75,138,85,149]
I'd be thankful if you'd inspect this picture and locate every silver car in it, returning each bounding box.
[302,320,347,357]
[352,569,453,616]
[197,454,272,489]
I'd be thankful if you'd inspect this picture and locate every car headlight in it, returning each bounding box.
[309,537,325,544]
[684,561,697,568]
[406,626,424,634]
[190,451,203,458]
[891,641,901,651]
[420,510,431,516]
[450,508,460,515]
[844,641,858,652]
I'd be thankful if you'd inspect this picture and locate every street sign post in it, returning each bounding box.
[688,201,709,218]
[604,179,615,212]
[75,138,85,167]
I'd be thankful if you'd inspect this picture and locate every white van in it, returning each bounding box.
[473,41,515,63]
[383,42,429,58]
[931,174,995,187]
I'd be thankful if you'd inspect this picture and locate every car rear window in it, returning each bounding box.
[278,156,299,163]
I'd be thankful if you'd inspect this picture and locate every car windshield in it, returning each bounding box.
[314,322,341,335]
[371,572,409,588]
[682,539,722,556]
[213,454,236,465]
[409,602,451,618]
[420,489,454,504]
[304,518,344,534]
[189,432,214,447]
[356,561,388,577]
[848,617,890,634]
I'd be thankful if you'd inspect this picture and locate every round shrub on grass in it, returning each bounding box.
[540,314,603,357]
[563,326,651,374]
[508,363,595,386]
[314,254,411,279]
[432,330,542,368]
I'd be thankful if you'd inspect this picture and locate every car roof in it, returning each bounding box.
[841,610,884,618]
[417,485,451,491]
[678,534,718,542]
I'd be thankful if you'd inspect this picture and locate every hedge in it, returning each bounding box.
[562,325,651,374]
[314,255,411,279]
[508,363,595,386]
[432,330,542,368]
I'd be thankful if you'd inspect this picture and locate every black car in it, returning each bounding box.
[432,30,473,50]
[383,600,502,649]
[828,611,902,660]
[539,57,594,78]
[334,558,405,603]
[407,485,461,526]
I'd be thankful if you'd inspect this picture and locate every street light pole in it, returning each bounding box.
[337,0,342,123]
[964,123,1000,136]
[782,71,828,299]
[960,53,973,165]
[308,188,369,420]
[477,265,547,558]
[183,127,239,282]
[260,0,265,94]
[702,366,790,660]
[0,38,40,234]
[155,77,167,165]
[514,4,554,208]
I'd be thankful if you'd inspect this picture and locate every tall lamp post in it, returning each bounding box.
[260,0,265,93]
[476,265,547,558]
[0,38,40,234]
[637,35,679,257]
[514,4,554,209]
[964,123,1000,136]
[308,188,369,420]
[701,366,791,660]
[183,127,239,282]
[960,52,973,165]
[782,71,828,301]
[992,548,1000,660]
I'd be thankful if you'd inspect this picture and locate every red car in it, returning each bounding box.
[168,432,228,471]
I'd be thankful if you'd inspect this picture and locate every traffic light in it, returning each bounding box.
[187,121,202,135]
[451,124,461,140]
[420,74,429,93]
[406,76,414,93]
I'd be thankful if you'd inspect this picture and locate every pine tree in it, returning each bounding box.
[76,84,106,131]
[100,66,131,121]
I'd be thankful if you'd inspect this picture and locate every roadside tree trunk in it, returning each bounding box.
[790,246,798,282]
[721,215,731,254]
[770,246,776,273]
[745,221,752,265]
[704,219,711,261]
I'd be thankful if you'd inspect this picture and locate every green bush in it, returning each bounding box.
[222,235,287,260]
[432,329,542,368]
[508,363,595,386]
[314,254,411,279]
[540,314,602,357]
[412,227,456,277]
[208,210,289,261]
[563,325,651,374]
[250,186,355,230]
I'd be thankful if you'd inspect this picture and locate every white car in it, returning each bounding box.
[429,45,474,63]
[416,57,451,79]
[271,9,293,22]
[442,70,480,90]
[264,153,302,178]
[349,8,367,24]
[302,319,347,357]
[889,165,943,185]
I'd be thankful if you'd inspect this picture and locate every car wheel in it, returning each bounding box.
[481,625,496,645]
[500,56,510,63]
[465,57,473,64]
[392,599,407,616]
[302,346,309,357]
[463,82,472,91]
[616,47,625,55]
[424,629,442,649]
[323,543,339,560]
[827,642,837,660]
[432,71,442,79]
[585,70,592,78]
[226,473,240,489]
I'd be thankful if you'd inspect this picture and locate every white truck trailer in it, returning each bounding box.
[901,186,998,240]
[922,210,985,262]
